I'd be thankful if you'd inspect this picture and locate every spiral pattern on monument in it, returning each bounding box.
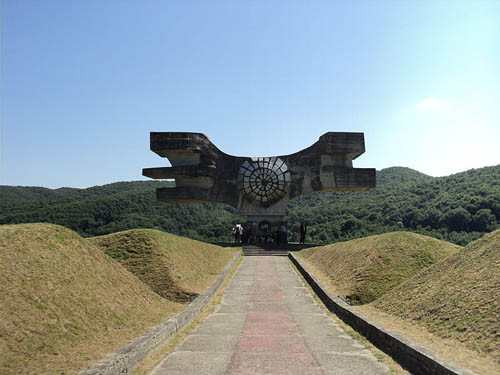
[238,157,291,203]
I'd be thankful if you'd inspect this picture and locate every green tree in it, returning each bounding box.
[471,209,497,232]
[444,208,471,232]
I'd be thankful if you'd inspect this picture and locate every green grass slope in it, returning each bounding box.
[296,232,461,304]
[374,229,500,363]
[89,229,238,302]
[0,223,184,375]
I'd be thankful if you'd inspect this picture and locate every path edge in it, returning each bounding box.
[79,251,242,375]
[288,253,476,375]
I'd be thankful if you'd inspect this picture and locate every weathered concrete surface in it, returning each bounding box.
[151,256,388,375]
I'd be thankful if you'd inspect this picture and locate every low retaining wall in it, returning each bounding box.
[80,252,241,375]
[288,253,476,375]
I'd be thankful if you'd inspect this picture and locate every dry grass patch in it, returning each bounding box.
[0,223,183,375]
[355,304,500,375]
[374,229,500,368]
[89,229,238,302]
[296,232,460,304]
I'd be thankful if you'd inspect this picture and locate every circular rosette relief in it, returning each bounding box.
[238,157,291,204]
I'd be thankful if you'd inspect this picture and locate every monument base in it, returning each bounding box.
[243,216,285,244]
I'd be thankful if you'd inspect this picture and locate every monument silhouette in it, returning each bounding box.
[143,132,375,237]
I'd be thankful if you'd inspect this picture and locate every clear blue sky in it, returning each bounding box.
[2,1,499,189]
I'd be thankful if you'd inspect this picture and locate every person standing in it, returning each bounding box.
[234,224,240,243]
[234,224,243,243]
[279,223,287,248]
[299,222,307,244]
[238,224,243,243]
[231,227,237,243]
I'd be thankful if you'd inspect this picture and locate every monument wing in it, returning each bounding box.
[143,132,375,219]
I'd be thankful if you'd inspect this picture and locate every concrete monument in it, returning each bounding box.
[143,132,375,237]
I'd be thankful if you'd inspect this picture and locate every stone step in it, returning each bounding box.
[242,245,288,256]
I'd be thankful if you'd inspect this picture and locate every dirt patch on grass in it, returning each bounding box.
[296,231,459,304]
[89,229,238,303]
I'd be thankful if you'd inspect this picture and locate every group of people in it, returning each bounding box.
[231,222,308,245]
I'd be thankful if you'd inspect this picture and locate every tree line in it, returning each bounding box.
[1,165,499,245]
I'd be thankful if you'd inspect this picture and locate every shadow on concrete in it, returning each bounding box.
[209,242,244,248]
[285,242,322,252]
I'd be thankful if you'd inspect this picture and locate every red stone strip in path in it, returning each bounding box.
[227,256,321,375]
[151,256,389,375]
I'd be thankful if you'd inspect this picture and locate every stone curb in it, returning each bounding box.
[80,251,242,375]
[288,253,477,375]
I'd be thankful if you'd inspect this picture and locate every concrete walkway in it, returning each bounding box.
[151,256,389,375]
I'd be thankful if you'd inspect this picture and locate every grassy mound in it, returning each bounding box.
[0,225,237,374]
[374,229,500,363]
[296,232,460,304]
[0,223,184,375]
[89,229,238,303]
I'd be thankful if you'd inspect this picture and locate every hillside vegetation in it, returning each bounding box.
[373,229,500,364]
[287,165,500,245]
[0,181,243,242]
[0,224,238,375]
[90,229,237,302]
[1,165,499,245]
[296,232,460,304]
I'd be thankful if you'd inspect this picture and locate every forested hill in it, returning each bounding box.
[1,165,499,245]
[286,165,500,245]
[0,180,243,241]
